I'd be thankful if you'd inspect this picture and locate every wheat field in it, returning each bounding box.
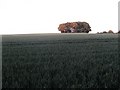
[2,33,119,88]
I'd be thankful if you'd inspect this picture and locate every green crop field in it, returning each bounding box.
[2,33,120,88]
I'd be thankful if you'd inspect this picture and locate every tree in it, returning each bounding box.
[58,21,91,33]
[103,31,107,33]
[108,30,114,33]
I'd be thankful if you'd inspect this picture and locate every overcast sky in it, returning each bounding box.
[0,0,119,34]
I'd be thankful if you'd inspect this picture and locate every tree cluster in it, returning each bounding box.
[58,21,91,33]
[97,30,114,34]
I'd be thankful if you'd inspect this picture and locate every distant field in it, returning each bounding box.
[2,33,120,88]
